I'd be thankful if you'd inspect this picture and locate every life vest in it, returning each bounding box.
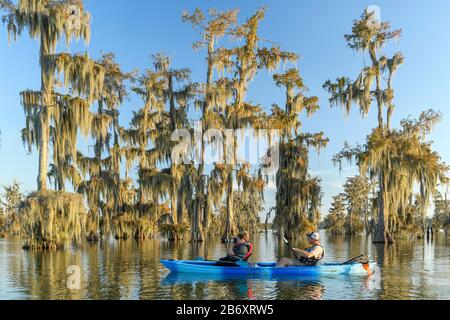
[243,242,253,261]
[299,244,324,266]
[232,242,253,261]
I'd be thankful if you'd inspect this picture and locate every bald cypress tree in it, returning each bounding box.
[433,192,450,236]
[323,9,403,243]
[322,194,346,235]
[2,0,105,249]
[268,68,328,239]
[343,175,372,235]
[120,58,169,240]
[119,54,195,240]
[185,8,316,240]
[77,53,133,241]
[212,8,269,241]
[210,8,303,241]
[152,54,196,240]
[327,9,448,243]
[182,8,238,242]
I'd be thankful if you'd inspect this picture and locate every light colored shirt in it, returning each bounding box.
[307,245,324,260]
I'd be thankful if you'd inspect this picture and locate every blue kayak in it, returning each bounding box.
[161,260,376,276]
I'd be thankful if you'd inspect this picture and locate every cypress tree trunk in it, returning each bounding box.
[37,110,49,191]
[373,69,392,243]
[37,33,52,192]
[191,155,205,242]
[191,196,204,242]
[222,171,235,242]
[191,39,214,242]
[202,185,210,234]
[373,170,394,243]
[111,117,120,235]
[171,192,178,225]
[177,184,185,225]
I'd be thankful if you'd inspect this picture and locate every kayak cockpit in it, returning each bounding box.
[176,260,277,268]
[256,262,277,267]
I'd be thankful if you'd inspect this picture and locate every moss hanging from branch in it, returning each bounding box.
[333,111,449,242]
[4,0,91,52]
[41,53,105,104]
[266,67,328,239]
[20,191,86,250]
[2,1,107,250]
[322,176,373,235]
[323,9,409,243]
[0,181,24,238]
[75,53,133,241]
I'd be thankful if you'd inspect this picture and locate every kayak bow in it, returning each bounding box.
[160,260,376,276]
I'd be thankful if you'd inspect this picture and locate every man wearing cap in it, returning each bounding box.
[277,232,324,267]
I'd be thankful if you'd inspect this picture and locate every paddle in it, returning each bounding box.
[282,235,302,263]
[341,255,367,265]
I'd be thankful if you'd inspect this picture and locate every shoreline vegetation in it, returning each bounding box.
[0,1,448,250]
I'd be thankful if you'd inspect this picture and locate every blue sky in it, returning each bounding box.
[0,0,449,217]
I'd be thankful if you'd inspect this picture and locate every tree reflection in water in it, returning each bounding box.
[0,232,449,300]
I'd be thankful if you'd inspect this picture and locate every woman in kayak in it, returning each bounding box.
[220,231,253,262]
[277,232,324,267]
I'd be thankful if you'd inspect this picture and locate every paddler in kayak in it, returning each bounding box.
[219,231,253,262]
[277,232,324,267]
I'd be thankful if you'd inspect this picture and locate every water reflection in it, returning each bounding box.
[0,233,449,300]
[161,273,327,300]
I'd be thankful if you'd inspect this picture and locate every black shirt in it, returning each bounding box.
[232,243,249,259]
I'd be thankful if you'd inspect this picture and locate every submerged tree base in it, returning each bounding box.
[159,224,189,241]
[112,213,134,240]
[20,191,86,251]
[112,213,158,241]
[86,232,100,242]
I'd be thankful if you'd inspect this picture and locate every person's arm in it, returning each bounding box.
[292,248,315,259]
[227,246,236,257]
[294,247,323,259]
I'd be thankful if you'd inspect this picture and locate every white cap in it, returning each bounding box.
[307,232,320,241]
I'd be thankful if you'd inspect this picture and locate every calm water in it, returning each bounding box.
[0,232,449,300]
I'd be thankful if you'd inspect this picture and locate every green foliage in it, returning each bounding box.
[322,176,372,235]
[323,9,403,129]
[268,66,327,239]
[0,181,23,237]
[325,9,448,243]
[77,53,133,241]
[343,176,372,234]
[322,194,346,235]
[20,191,86,250]
[332,111,449,241]
[2,0,106,249]
[433,192,450,235]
